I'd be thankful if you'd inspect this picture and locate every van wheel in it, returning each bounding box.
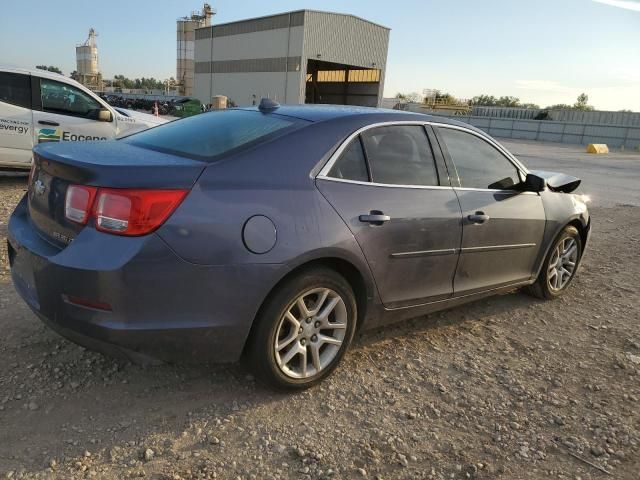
[526,225,582,300]
[246,268,357,390]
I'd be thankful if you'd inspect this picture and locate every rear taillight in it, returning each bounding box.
[94,189,187,236]
[65,185,98,225]
[64,186,187,236]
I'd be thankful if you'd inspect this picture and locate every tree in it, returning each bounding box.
[471,95,498,107]
[36,65,63,74]
[520,102,540,109]
[573,93,594,111]
[395,92,422,103]
[496,96,521,107]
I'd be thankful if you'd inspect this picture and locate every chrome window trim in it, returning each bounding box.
[316,120,531,190]
[454,187,538,196]
[316,176,453,191]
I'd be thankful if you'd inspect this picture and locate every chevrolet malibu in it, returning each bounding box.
[8,103,590,389]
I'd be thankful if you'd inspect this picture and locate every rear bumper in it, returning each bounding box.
[8,195,284,363]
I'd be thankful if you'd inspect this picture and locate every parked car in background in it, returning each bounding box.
[0,67,167,170]
[8,103,590,389]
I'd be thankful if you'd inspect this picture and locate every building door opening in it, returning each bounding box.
[305,59,380,107]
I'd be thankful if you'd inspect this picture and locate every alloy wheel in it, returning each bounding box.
[547,236,578,291]
[274,288,348,379]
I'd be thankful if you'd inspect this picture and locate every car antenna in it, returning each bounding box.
[258,98,280,111]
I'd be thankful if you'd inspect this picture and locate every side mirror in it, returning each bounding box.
[524,173,546,193]
[98,108,113,122]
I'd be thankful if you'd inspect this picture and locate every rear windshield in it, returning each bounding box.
[123,109,299,161]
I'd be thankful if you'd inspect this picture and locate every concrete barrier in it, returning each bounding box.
[587,144,609,154]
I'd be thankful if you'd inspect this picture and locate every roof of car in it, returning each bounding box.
[0,65,90,91]
[236,104,476,129]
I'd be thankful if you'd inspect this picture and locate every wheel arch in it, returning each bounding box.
[241,255,375,357]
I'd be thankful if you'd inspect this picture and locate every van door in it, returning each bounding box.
[0,71,34,168]
[31,77,115,146]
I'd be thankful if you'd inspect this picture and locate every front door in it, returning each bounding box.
[0,71,34,167]
[435,126,545,295]
[317,124,462,308]
[31,77,115,146]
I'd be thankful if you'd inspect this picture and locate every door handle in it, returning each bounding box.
[38,120,60,126]
[468,211,490,224]
[359,211,391,226]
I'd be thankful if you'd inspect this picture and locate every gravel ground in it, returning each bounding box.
[0,174,639,480]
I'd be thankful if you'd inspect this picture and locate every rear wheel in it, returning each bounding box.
[246,268,357,390]
[526,225,582,299]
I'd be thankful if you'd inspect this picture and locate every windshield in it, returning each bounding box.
[122,109,301,161]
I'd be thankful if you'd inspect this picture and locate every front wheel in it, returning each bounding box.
[526,225,582,300]
[245,268,357,390]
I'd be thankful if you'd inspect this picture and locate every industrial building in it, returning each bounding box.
[75,28,102,91]
[192,10,390,107]
[177,4,215,96]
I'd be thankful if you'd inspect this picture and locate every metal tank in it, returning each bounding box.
[75,29,102,90]
[177,4,214,96]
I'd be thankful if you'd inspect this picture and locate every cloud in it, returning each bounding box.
[592,0,640,12]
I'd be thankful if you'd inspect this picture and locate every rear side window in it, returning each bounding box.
[328,139,369,182]
[0,72,31,109]
[124,110,298,160]
[438,127,520,190]
[361,125,439,186]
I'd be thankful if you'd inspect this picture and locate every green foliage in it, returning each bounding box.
[573,93,594,111]
[36,65,63,75]
[111,74,165,90]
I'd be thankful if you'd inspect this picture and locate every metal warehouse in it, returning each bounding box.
[193,10,390,107]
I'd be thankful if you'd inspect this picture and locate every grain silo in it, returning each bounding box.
[177,4,214,96]
[75,28,102,91]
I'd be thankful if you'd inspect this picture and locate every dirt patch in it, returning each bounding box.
[0,177,638,479]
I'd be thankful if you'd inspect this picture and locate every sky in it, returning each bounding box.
[1,0,639,111]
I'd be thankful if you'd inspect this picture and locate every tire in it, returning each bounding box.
[245,267,357,390]
[526,225,582,300]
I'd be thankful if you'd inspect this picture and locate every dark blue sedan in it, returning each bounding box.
[8,102,590,389]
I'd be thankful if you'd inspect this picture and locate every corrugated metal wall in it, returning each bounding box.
[471,107,640,127]
[302,11,389,106]
[437,114,640,149]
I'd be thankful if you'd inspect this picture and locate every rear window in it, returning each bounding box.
[123,109,299,160]
[0,72,31,109]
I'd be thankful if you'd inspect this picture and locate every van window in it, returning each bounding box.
[40,78,103,119]
[0,72,31,109]
[123,110,300,161]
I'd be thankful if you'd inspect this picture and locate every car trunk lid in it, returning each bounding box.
[28,141,206,248]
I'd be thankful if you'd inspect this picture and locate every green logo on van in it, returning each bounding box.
[37,128,61,143]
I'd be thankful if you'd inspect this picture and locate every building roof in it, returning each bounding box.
[197,9,390,32]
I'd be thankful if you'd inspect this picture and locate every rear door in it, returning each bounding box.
[317,123,462,309]
[0,71,34,167]
[434,125,545,295]
[31,77,115,145]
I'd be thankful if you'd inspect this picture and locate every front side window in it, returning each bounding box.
[40,78,102,119]
[361,126,439,186]
[327,138,369,182]
[123,109,298,160]
[0,72,31,109]
[438,127,520,190]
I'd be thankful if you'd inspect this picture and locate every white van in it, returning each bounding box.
[0,67,167,170]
